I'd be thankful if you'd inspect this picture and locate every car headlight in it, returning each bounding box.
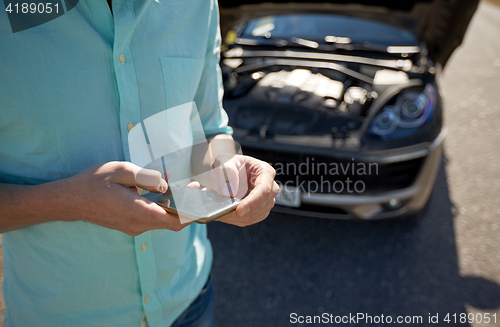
[368,84,436,140]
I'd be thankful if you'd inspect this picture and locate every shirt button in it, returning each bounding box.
[119,54,126,63]
[144,295,151,303]
[126,122,135,131]
[141,243,148,251]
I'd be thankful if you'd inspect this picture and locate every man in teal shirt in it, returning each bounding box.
[0,0,279,326]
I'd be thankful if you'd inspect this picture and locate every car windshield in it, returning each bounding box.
[241,14,418,47]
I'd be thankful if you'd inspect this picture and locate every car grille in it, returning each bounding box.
[242,147,425,195]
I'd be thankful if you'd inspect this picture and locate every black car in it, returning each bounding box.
[219,0,478,220]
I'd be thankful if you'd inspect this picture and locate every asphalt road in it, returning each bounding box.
[208,2,500,326]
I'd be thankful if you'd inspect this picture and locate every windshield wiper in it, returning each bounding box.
[236,35,420,57]
[235,36,289,47]
[325,36,420,56]
[236,35,324,50]
[290,37,319,49]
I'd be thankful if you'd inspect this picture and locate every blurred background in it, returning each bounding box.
[0,1,499,326]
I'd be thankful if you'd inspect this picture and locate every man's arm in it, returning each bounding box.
[0,162,191,234]
[0,182,64,233]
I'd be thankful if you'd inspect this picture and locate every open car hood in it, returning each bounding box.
[218,0,478,67]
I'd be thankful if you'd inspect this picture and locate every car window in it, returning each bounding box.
[241,14,418,47]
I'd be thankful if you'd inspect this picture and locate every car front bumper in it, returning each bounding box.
[271,129,446,220]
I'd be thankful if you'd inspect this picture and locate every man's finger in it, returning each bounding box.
[135,195,193,232]
[135,167,168,193]
[235,187,276,219]
[236,167,277,218]
[218,204,272,227]
[219,163,239,197]
[150,209,192,232]
[187,181,201,189]
[110,162,167,193]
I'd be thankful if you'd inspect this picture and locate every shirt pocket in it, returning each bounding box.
[160,56,205,132]
[155,56,206,178]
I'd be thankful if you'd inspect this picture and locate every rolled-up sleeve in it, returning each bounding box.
[194,0,233,138]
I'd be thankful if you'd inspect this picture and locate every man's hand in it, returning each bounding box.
[54,162,194,235]
[0,155,279,234]
[210,155,280,227]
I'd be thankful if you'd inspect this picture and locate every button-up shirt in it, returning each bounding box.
[0,0,231,325]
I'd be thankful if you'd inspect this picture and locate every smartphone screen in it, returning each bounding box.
[142,185,241,223]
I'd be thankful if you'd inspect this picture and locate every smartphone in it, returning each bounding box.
[141,184,241,223]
